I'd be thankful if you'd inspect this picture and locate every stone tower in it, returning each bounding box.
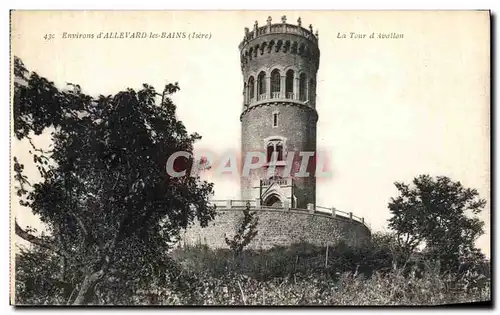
[239,16,320,209]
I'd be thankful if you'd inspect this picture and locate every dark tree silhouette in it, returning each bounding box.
[225,203,259,256]
[387,174,486,272]
[13,56,215,305]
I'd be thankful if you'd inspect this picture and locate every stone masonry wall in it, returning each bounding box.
[240,103,317,208]
[179,209,371,250]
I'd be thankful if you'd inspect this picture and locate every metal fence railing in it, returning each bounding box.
[208,199,371,231]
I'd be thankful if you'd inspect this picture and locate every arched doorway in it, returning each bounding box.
[264,194,283,208]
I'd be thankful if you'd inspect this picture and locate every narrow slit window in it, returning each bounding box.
[273,113,278,127]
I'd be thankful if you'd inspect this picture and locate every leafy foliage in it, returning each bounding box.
[12,56,490,306]
[387,175,486,272]
[181,268,490,306]
[169,241,490,305]
[13,56,215,304]
[225,203,259,255]
[15,247,68,305]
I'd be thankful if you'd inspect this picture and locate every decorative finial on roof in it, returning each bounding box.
[244,27,249,35]
[315,29,319,38]
[309,24,313,33]
[267,16,272,25]
[281,15,287,23]
[297,17,302,27]
[254,20,258,29]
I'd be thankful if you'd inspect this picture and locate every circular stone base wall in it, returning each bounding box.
[179,208,371,250]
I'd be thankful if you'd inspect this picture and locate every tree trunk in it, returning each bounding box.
[72,270,104,305]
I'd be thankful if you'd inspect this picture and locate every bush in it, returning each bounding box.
[172,267,490,306]
[17,236,490,305]
[168,240,490,305]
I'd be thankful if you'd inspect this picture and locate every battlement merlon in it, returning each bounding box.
[238,16,319,51]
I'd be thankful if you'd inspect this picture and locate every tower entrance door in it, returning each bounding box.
[264,194,283,207]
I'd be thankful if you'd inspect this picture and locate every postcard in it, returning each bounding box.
[10,10,491,306]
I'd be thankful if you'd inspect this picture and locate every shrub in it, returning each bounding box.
[167,240,490,305]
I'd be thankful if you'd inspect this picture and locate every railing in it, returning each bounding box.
[211,199,256,209]
[244,91,311,108]
[208,199,371,231]
[314,205,331,213]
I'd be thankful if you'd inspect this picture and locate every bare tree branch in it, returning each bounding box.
[26,135,53,155]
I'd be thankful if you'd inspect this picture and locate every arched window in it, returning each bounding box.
[276,143,283,161]
[248,76,255,101]
[285,70,294,99]
[308,78,315,103]
[243,82,247,104]
[266,139,285,162]
[271,69,281,98]
[257,71,266,100]
[266,144,274,162]
[299,73,307,101]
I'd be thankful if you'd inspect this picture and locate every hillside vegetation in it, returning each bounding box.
[156,240,490,306]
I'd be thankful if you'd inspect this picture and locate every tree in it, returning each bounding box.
[225,203,259,256]
[368,232,405,271]
[387,174,486,272]
[15,246,69,305]
[13,56,216,305]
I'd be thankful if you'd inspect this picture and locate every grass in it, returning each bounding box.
[159,243,491,306]
[15,241,491,305]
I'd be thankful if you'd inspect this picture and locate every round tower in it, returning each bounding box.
[180,16,371,250]
[239,16,320,209]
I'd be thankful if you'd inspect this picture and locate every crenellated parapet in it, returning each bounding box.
[179,16,371,250]
[239,15,321,214]
[240,39,320,69]
[239,16,320,112]
[238,16,318,50]
[239,16,320,72]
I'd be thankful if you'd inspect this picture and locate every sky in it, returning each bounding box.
[11,11,490,256]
